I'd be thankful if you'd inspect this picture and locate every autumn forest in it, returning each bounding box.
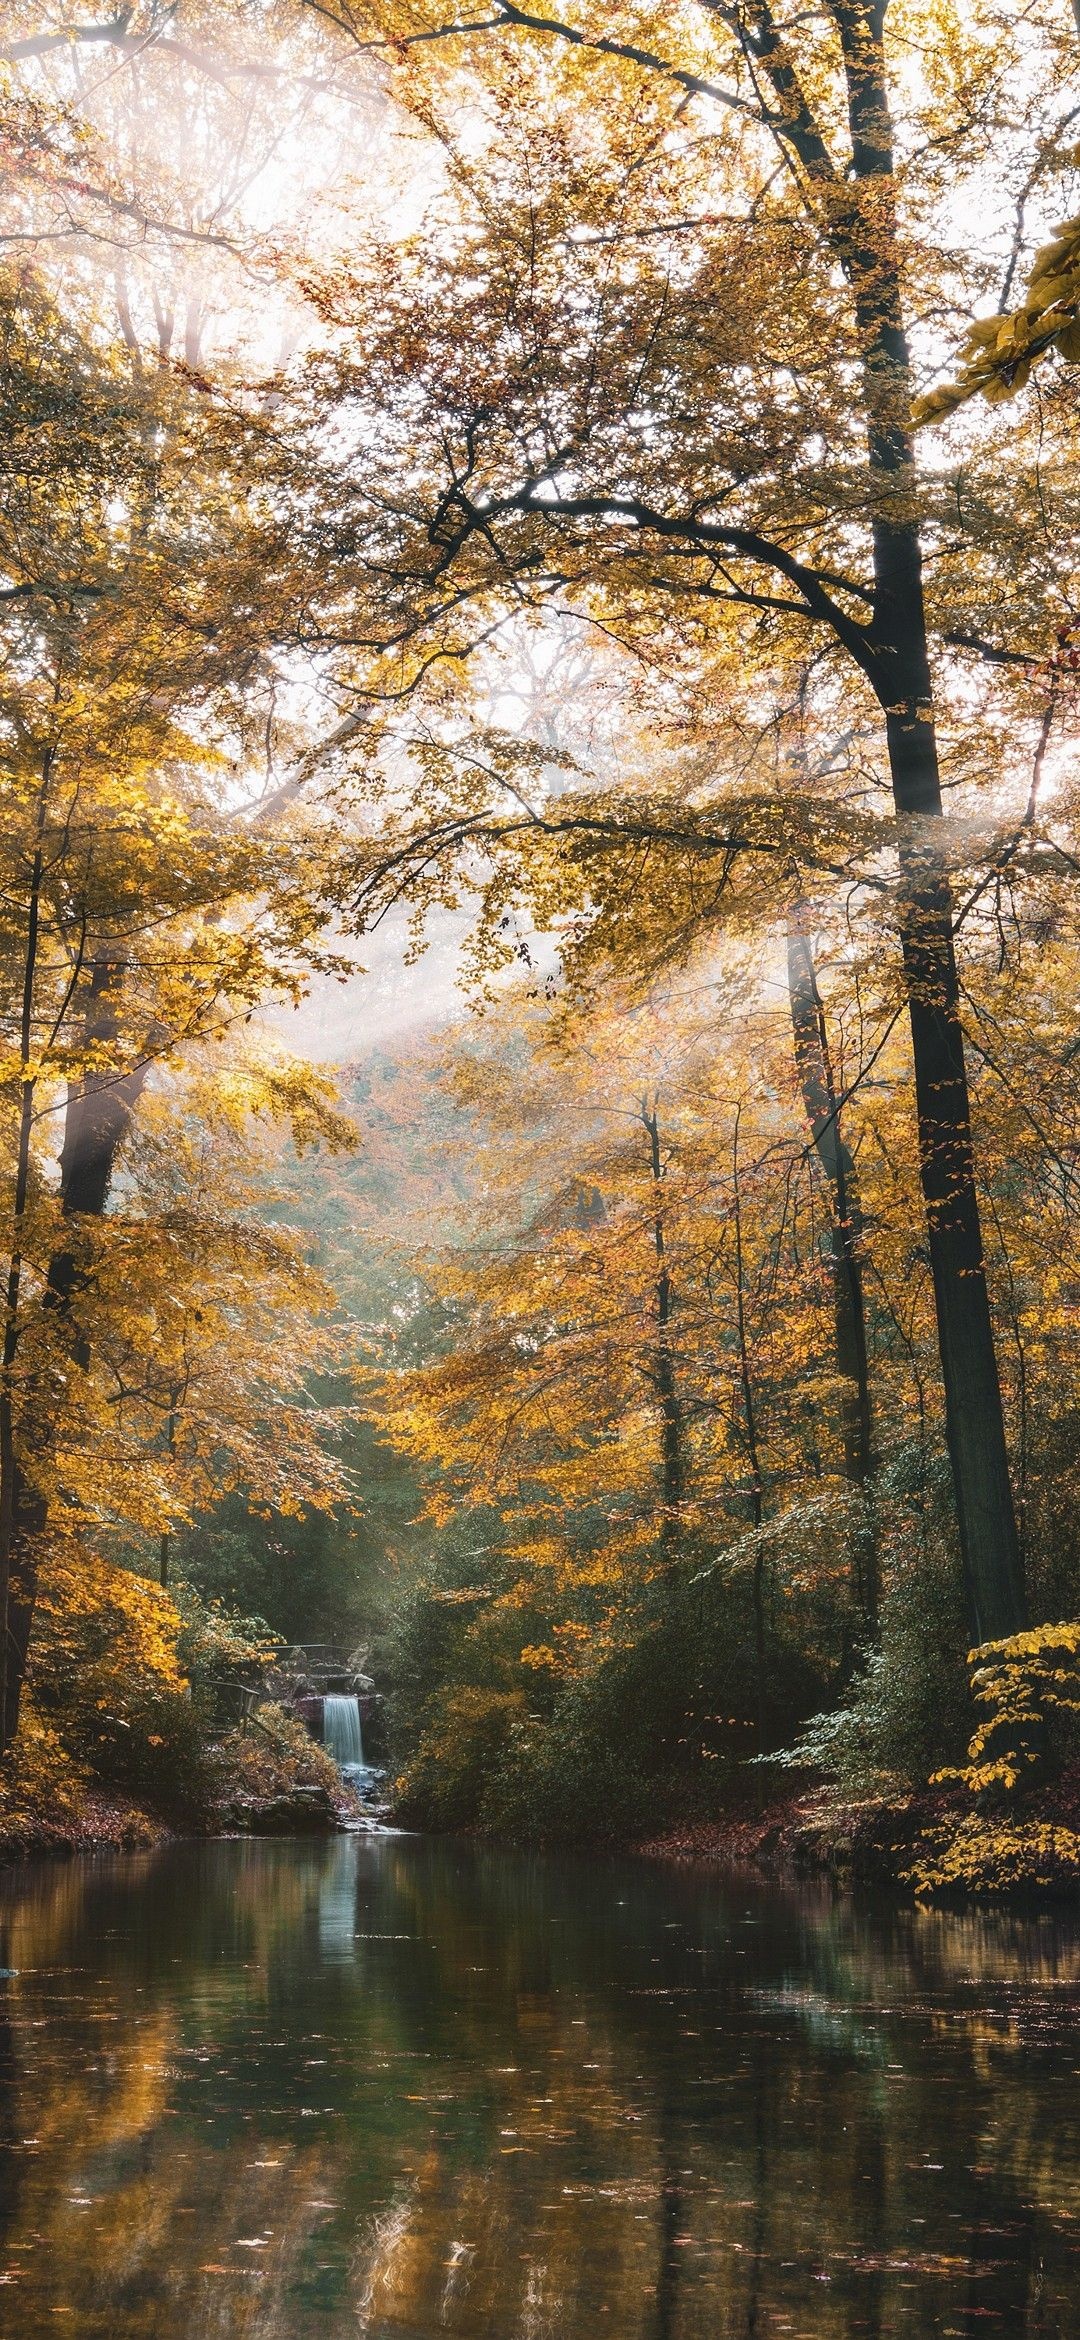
[0,0,1079,1912]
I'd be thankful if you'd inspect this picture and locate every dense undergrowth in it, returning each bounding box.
[0,1549,350,1860]
[384,1485,1080,1900]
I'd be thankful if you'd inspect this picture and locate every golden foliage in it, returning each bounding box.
[216,1702,343,1825]
[32,1540,188,1704]
[916,205,1080,424]
[906,1814,1080,1900]
[906,1624,1080,1899]
[0,1696,90,1851]
[930,1623,1080,1797]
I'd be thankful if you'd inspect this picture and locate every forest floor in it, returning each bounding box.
[0,1777,373,1864]
[0,1782,169,1862]
[637,1763,1080,1900]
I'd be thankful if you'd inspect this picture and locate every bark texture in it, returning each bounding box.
[823,0,1024,1644]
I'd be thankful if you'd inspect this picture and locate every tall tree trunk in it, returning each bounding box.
[731,1111,768,1743]
[2,958,148,1748]
[786,924,879,1631]
[753,0,1028,1647]
[885,721,1026,1643]
[640,1099,682,1541]
[0,775,49,1754]
[842,0,1025,1641]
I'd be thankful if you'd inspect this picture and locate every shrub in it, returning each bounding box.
[171,1579,282,1699]
[29,1541,217,1816]
[0,1698,91,1853]
[482,1692,660,1843]
[904,1622,1080,1900]
[215,1700,342,1827]
[933,1622,1080,1797]
[25,1547,288,1823]
[905,1814,1080,1899]
[394,1686,528,1831]
[766,1542,971,1795]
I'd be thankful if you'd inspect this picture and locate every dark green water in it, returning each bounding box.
[0,1836,1076,2337]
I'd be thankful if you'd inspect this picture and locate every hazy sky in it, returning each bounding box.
[262,906,473,1065]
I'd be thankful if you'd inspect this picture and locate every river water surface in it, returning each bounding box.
[0,1834,1076,2337]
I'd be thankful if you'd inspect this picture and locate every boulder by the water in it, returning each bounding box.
[252,1784,338,1834]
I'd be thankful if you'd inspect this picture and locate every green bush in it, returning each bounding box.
[384,1515,855,1841]
[767,1541,971,1795]
[395,1686,529,1831]
[482,1691,660,1843]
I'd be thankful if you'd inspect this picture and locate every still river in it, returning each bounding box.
[0,1834,1076,2337]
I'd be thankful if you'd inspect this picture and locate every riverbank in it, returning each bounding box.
[637,1761,1080,1900]
[0,1701,370,1865]
[0,1779,372,1865]
[6,1721,1079,1902]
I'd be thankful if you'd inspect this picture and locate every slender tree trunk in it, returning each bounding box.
[893,867,1024,1641]
[731,1112,767,1743]
[641,1099,682,1542]
[0,775,49,1756]
[786,924,878,1631]
[159,1406,178,1589]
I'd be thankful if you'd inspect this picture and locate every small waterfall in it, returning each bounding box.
[323,1693,363,1771]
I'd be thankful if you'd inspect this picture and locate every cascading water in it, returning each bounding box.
[323,1693,364,1772]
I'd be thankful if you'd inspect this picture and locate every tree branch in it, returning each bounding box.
[452,485,879,674]
[304,0,759,117]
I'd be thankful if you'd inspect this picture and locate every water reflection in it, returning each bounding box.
[0,1836,1076,2336]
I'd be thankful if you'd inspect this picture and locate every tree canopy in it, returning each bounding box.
[0,0,1077,1891]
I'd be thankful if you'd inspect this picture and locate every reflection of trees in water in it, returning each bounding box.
[0,1845,383,2338]
[741,2036,767,2340]
[351,1979,665,2334]
[651,2132,686,2340]
[0,1842,1075,2337]
[0,1966,20,2253]
[351,1846,1080,2338]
